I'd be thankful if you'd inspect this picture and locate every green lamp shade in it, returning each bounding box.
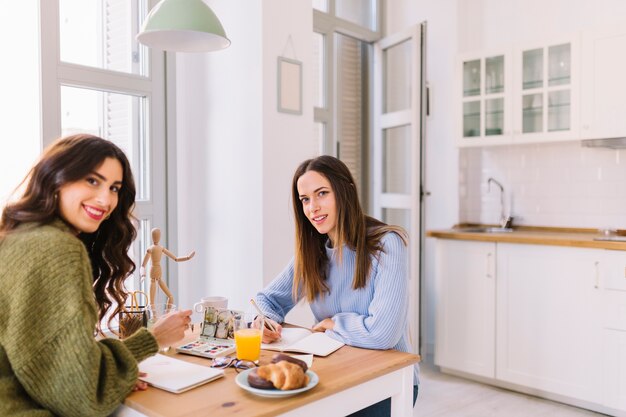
[137,0,230,53]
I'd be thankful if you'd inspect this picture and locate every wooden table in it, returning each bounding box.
[116,329,420,417]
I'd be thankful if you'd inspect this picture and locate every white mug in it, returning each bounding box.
[193,296,228,313]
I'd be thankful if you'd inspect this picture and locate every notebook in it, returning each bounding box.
[176,307,239,359]
[138,354,224,394]
[261,327,344,357]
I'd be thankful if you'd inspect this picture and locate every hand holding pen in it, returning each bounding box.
[249,298,282,343]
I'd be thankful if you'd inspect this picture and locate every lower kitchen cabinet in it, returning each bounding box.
[600,250,626,411]
[434,239,626,415]
[434,239,496,378]
[496,243,603,404]
[603,329,626,411]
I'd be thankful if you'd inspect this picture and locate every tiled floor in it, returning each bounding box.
[413,359,607,417]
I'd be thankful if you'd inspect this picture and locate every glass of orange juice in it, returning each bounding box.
[234,315,263,363]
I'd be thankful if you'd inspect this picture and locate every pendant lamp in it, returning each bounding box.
[137,0,230,53]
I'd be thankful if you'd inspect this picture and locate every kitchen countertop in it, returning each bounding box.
[426,225,626,251]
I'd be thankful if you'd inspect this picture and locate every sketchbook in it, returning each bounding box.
[138,354,224,394]
[261,327,344,357]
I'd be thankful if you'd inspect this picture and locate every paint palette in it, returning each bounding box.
[176,338,236,359]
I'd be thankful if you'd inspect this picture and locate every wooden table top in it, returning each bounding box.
[124,329,421,417]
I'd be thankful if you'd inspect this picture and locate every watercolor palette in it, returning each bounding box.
[176,338,236,359]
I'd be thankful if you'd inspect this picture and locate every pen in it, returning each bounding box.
[249,298,278,333]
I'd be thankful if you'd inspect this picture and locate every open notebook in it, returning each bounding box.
[138,354,224,394]
[261,327,344,357]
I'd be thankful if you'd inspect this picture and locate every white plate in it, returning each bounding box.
[235,368,319,398]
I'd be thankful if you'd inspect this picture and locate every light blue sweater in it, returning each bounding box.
[256,232,419,384]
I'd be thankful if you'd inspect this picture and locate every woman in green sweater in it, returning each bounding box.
[0,134,192,416]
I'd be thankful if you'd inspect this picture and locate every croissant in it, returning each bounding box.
[254,361,309,390]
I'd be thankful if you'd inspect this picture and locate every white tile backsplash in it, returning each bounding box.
[459,142,626,229]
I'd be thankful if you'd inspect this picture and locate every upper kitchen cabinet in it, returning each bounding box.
[580,23,626,140]
[513,37,579,144]
[458,36,579,147]
[458,50,513,147]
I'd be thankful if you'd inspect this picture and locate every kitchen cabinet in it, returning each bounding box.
[599,250,626,411]
[434,238,626,414]
[434,239,496,378]
[603,329,626,411]
[580,24,626,140]
[496,243,602,404]
[458,50,512,147]
[512,38,579,143]
[458,36,578,147]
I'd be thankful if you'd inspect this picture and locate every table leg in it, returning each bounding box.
[390,366,414,416]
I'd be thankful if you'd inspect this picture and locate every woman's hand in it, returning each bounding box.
[312,318,335,332]
[257,317,282,344]
[150,309,192,348]
[132,372,148,392]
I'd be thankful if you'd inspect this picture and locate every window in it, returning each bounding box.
[313,0,381,208]
[39,0,168,324]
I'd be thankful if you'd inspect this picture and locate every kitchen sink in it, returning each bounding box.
[457,227,514,233]
[594,235,626,242]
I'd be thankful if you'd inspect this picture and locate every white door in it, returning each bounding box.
[373,23,425,354]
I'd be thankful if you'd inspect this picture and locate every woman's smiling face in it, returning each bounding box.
[57,157,123,234]
[297,170,338,245]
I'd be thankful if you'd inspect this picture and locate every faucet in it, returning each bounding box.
[487,177,513,228]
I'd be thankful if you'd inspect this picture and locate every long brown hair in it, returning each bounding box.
[0,134,137,334]
[291,155,407,302]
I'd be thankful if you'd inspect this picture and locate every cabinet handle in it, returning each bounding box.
[595,261,600,289]
[486,252,493,278]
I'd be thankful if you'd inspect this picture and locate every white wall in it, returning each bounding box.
[262,2,317,326]
[175,0,315,323]
[175,1,263,317]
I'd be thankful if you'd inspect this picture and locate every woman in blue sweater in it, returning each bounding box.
[256,155,418,416]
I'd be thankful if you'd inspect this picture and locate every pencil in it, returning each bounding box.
[249,298,278,333]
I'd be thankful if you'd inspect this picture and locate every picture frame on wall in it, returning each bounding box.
[277,57,302,115]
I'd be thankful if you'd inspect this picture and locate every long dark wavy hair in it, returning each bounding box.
[0,134,137,334]
[291,155,407,302]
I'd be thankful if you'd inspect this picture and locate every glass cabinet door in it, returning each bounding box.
[485,98,504,135]
[485,56,504,94]
[462,58,481,138]
[548,43,571,86]
[463,59,481,97]
[519,42,572,136]
[523,48,543,89]
[462,54,506,140]
[463,101,481,137]
[547,44,571,131]
[522,93,543,133]
[521,48,544,133]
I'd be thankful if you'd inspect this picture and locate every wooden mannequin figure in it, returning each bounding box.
[140,228,195,306]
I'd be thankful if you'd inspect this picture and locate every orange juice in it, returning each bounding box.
[235,328,262,361]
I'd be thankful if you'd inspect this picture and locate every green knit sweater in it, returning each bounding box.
[0,220,159,416]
